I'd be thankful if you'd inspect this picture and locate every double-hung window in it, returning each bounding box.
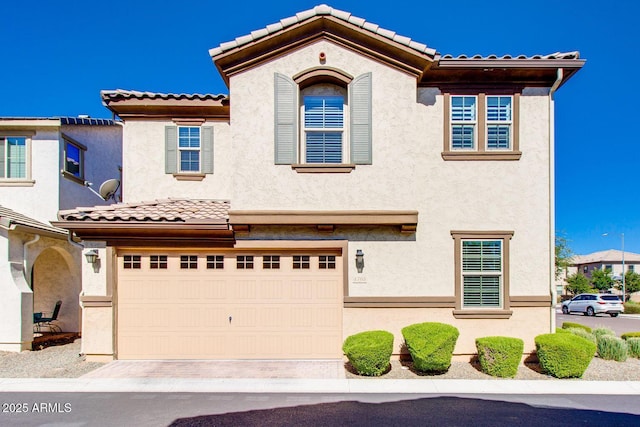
[178,127,200,172]
[304,96,344,164]
[451,231,513,318]
[444,93,520,160]
[0,136,27,179]
[164,124,214,177]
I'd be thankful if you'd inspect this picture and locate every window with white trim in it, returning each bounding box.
[303,95,344,164]
[178,127,200,172]
[486,96,512,149]
[451,96,476,150]
[0,136,27,179]
[462,240,502,308]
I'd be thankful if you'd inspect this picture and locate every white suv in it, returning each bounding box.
[561,293,624,317]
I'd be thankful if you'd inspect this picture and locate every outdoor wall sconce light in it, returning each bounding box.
[84,249,99,265]
[355,249,365,273]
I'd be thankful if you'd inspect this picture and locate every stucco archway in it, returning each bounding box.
[32,247,81,333]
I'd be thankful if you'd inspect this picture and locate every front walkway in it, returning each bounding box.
[81,359,346,379]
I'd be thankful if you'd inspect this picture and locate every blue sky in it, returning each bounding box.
[1,0,638,255]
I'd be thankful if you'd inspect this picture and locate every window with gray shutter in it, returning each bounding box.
[201,126,214,173]
[349,72,372,165]
[274,73,297,164]
[165,126,178,174]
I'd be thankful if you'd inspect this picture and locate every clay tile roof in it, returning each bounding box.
[0,206,66,236]
[58,199,230,223]
[100,89,228,103]
[440,51,581,61]
[208,4,437,58]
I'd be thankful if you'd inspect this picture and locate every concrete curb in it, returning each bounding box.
[2,378,640,394]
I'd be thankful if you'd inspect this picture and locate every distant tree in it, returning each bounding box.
[617,271,640,301]
[591,269,614,292]
[555,234,573,279]
[565,273,592,295]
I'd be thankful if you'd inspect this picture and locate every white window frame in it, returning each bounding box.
[178,126,201,173]
[300,85,348,165]
[486,95,513,150]
[450,95,477,150]
[461,239,503,309]
[0,132,32,182]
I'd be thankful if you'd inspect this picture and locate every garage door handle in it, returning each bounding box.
[229,316,232,324]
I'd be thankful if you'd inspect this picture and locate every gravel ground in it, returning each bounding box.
[1,339,640,380]
[0,340,104,378]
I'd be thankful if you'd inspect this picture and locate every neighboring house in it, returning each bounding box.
[53,5,584,361]
[0,117,122,352]
[560,249,640,298]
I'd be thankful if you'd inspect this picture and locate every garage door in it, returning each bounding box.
[116,249,343,359]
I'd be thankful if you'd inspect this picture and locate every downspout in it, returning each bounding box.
[23,234,40,288]
[549,68,563,331]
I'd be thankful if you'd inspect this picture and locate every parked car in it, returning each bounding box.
[561,293,624,317]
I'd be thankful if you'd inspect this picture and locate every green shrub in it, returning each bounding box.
[402,322,459,372]
[626,338,640,358]
[597,335,628,362]
[475,336,523,378]
[342,330,394,376]
[562,322,592,333]
[556,328,570,334]
[593,327,616,340]
[566,328,596,344]
[624,301,640,315]
[621,332,640,340]
[535,333,596,378]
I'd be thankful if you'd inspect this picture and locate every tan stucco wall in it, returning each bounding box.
[344,307,552,357]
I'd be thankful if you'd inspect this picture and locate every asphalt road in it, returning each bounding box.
[556,310,640,335]
[2,392,640,427]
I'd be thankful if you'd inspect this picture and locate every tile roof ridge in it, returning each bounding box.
[209,4,437,58]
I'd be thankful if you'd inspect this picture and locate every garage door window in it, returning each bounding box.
[293,255,310,269]
[237,255,254,269]
[207,255,224,269]
[319,255,336,269]
[150,255,168,269]
[180,255,198,269]
[124,255,141,269]
[263,255,280,269]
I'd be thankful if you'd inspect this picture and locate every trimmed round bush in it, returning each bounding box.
[342,330,394,376]
[562,322,592,333]
[556,328,570,334]
[566,328,596,344]
[626,338,640,358]
[475,336,524,378]
[597,335,628,362]
[535,333,596,378]
[402,322,459,372]
[621,332,640,340]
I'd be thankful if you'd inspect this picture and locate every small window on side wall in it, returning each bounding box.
[62,135,87,182]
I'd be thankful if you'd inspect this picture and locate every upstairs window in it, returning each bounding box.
[178,127,200,172]
[62,135,87,182]
[0,136,26,179]
[444,93,520,160]
[164,124,214,177]
[304,96,344,164]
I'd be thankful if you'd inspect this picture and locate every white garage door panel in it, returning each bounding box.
[117,251,343,359]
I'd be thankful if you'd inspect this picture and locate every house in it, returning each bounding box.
[0,117,122,352]
[53,5,584,361]
[560,249,640,299]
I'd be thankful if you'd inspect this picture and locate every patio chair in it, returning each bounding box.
[33,300,62,333]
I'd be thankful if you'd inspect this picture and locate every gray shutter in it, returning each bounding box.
[202,126,214,174]
[349,72,372,164]
[0,139,5,178]
[274,73,297,164]
[165,126,177,174]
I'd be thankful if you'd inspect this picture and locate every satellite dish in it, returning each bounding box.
[99,179,121,201]
[84,179,120,202]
